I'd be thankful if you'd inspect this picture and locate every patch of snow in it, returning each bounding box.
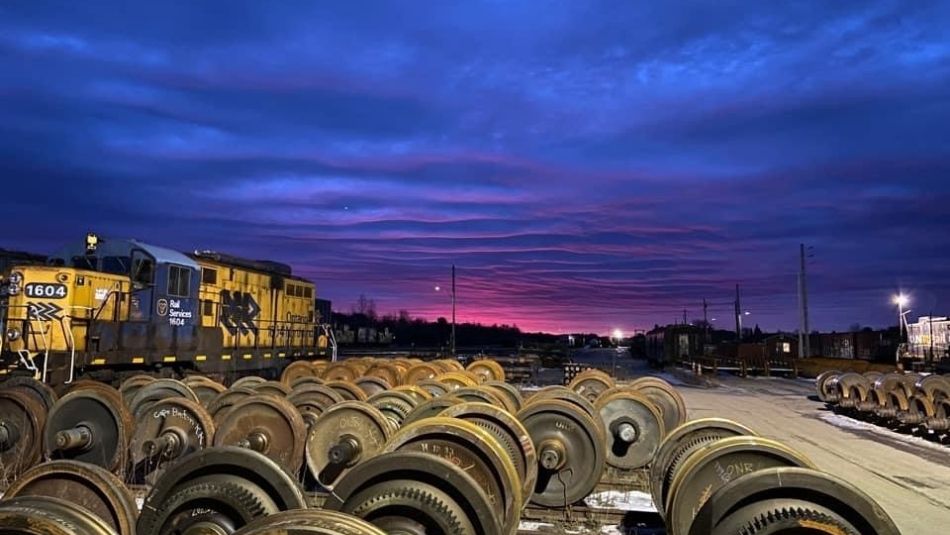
[652,372,687,386]
[819,413,948,452]
[517,520,555,531]
[136,497,144,511]
[586,489,656,512]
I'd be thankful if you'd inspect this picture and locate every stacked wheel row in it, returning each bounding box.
[650,418,900,535]
[0,361,686,535]
[816,370,950,441]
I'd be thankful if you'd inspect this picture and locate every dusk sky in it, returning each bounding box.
[1,2,948,334]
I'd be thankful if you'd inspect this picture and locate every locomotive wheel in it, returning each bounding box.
[312,360,329,377]
[231,376,266,389]
[130,397,215,483]
[650,418,756,518]
[0,495,117,535]
[568,371,615,403]
[207,386,257,423]
[252,380,293,398]
[4,459,138,535]
[815,370,841,403]
[630,377,687,432]
[594,388,665,471]
[517,399,606,508]
[306,401,394,489]
[689,467,900,535]
[666,436,814,535]
[367,390,418,427]
[281,360,321,387]
[214,394,307,476]
[182,375,226,406]
[232,509,386,535]
[0,389,45,481]
[898,393,935,426]
[3,375,59,412]
[526,386,606,441]
[405,363,441,384]
[917,374,950,401]
[326,380,369,401]
[288,385,345,431]
[382,418,521,534]
[432,359,463,373]
[325,451,502,535]
[440,402,538,510]
[128,379,199,420]
[44,383,132,476]
[392,384,433,403]
[323,362,359,382]
[355,376,393,397]
[138,446,307,535]
[403,396,464,426]
[484,380,524,412]
[466,359,506,383]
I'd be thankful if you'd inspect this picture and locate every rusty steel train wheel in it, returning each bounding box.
[0,389,46,481]
[450,386,508,410]
[355,376,393,398]
[366,390,418,428]
[689,467,901,535]
[414,379,449,398]
[402,396,464,426]
[43,383,132,477]
[833,373,870,410]
[325,451,502,535]
[281,360,321,387]
[251,380,293,398]
[517,398,606,508]
[484,380,524,412]
[207,386,257,423]
[0,495,117,535]
[290,375,326,390]
[288,384,345,431]
[130,397,215,484]
[404,363,441,384]
[137,446,307,535]
[594,387,665,471]
[232,509,387,535]
[467,359,506,383]
[4,459,138,535]
[365,363,402,387]
[213,394,307,476]
[127,379,199,420]
[436,371,480,390]
[569,370,616,403]
[2,375,59,413]
[629,377,688,432]
[666,436,815,535]
[305,401,394,489]
[231,375,266,389]
[182,375,226,406]
[815,370,841,403]
[440,401,538,511]
[326,380,369,401]
[650,418,756,518]
[383,416,522,534]
[392,384,433,403]
[323,362,359,382]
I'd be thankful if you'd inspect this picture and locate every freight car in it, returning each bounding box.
[0,233,332,386]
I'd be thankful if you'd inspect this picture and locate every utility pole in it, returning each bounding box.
[798,244,811,358]
[703,298,709,343]
[735,284,742,342]
[451,264,456,357]
[683,309,688,325]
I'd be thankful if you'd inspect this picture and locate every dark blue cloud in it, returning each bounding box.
[0,1,948,333]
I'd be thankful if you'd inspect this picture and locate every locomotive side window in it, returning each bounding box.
[102,256,130,275]
[202,268,217,284]
[131,254,155,286]
[71,255,97,270]
[168,265,191,297]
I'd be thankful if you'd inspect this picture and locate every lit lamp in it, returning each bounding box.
[893,294,909,337]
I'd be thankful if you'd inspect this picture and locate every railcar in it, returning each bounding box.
[0,233,331,386]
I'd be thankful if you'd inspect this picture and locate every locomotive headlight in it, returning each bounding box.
[9,272,23,285]
[5,328,20,341]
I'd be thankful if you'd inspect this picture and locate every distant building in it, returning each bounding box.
[765,334,798,358]
[646,324,703,366]
[906,316,949,362]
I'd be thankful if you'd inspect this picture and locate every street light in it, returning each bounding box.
[893,293,910,338]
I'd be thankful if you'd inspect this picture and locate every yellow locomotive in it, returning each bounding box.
[0,233,332,385]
